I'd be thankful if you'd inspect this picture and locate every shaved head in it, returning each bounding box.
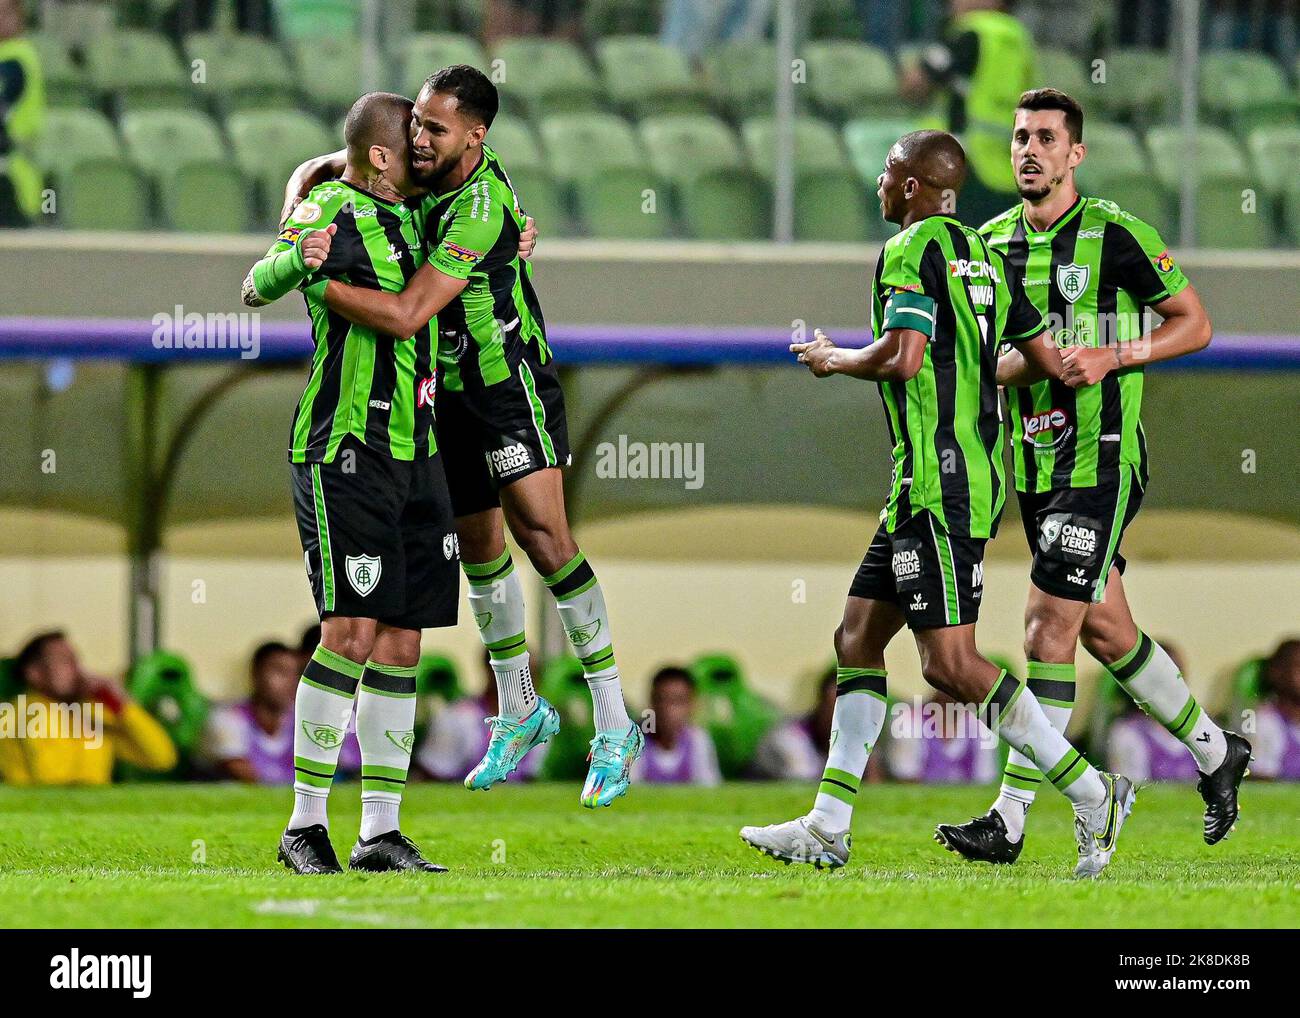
[892,129,967,193]
[344,91,414,165]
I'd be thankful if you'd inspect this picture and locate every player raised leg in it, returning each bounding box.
[741,596,900,868]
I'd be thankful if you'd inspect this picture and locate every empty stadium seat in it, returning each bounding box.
[703,41,777,119]
[120,109,226,181]
[803,41,901,122]
[1092,47,1172,121]
[794,167,872,242]
[273,0,358,40]
[227,109,335,210]
[402,32,487,94]
[808,0,864,39]
[289,35,361,115]
[83,29,191,110]
[183,32,298,112]
[487,115,546,172]
[33,108,123,175]
[1034,47,1091,99]
[677,167,771,240]
[741,115,851,181]
[1189,178,1274,248]
[582,0,661,37]
[595,36,704,117]
[1075,122,1146,193]
[29,32,88,108]
[1199,49,1289,120]
[493,39,603,118]
[575,166,673,239]
[1078,171,1173,232]
[52,160,151,230]
[842,117,921,185]
[1145,125,1249,190]
[506,164,573,237]
[1246,124,1300,199]
[537,112,646,184]
[638,113,746,187]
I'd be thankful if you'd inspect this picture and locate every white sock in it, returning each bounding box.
[356,661,417,840]
[544,551,631,732]
[289,645,362,831]
[993,661,1076,840]
[982,670,1106,813]
[808,668,889,832]
[1107,632,1227,773]
[464,551,537,720]
[360,799,401,842]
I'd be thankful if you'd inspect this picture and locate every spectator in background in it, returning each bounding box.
[660,0,773,63]
[884,690,998,784]
[484,0,582,45]
[201,640,360,784]
[0,0,44,227]
[415,651,544,782]
[1106,639,1200,783]
[159,0,273,38]
[1250,638,1300,780]
[0,631,177,784]
[898,0,1034,227]
[752,667,836,781]
[630,666,721,786]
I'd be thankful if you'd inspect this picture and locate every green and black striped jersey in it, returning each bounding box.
[418,143,550,392]
[267,180,437,464]
[871,214,1047,539]
[980,195,1189,494]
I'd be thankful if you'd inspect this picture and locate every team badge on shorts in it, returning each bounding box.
[345,554,382,597]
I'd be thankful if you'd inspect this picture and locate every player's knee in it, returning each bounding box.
[320,617,376,664]
[514,521,576,576]
[1080,618,1127,666]
[1023,611,1074,663]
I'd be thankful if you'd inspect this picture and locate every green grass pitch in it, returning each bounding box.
[1,782,1297,928]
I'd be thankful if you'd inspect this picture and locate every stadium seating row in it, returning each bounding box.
[32,26,1300,132]
[38,103,1300,245]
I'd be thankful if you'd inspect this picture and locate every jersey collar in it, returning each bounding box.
[434,149,490,202]
[1020,193,1085,240]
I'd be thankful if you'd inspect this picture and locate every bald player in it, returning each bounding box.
[243,92,458,875]
[740,130,1137,878]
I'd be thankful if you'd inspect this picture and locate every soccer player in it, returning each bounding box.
[241,91,461,874]
[283,66,643,808]
[934,88,1251,864]
[740,130,1136,878]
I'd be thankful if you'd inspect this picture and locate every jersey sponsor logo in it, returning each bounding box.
[890,283,922,294]
[1155,249,1176,273]
[277,226,303,245]
[417,375,437,408]
[385,243,403,263]
[295,201,323,225]
[302,720,344,750]
[891,547,923,583]
[1056,263,1090,303]
[971,562,983,588]
[345,554,382,597]
[1039,514,1100,563]
[1022,407,1073,448]
[1067,567,1089,586]
[354,203,377,218]
[908,592,929,612]
[1078,228,1106,239]
[441,241,482,264]
[368,398,390,411]
[948,258,1001,282]
[968,284,994,306]
[488,442,532,478]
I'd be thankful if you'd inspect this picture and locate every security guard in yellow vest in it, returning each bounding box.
[901,0,1035,227]
[0,0,44,227]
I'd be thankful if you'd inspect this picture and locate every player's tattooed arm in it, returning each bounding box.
[1061,285,1212,387]
[321,260,467,339]
[279,150,346,228]
[791,327,926,381]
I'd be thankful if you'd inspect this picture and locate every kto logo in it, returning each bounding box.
[417,375,436,408]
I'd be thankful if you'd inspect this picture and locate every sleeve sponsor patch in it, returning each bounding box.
[890,284,922,294]
[277,226,303,245]
[441,242,483,264]
[295,201,322,225]
[1154,249,1176,273]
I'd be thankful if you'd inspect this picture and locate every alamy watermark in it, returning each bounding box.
[594,435,704,490]
[0,695,104,748]
[151,305,261,360]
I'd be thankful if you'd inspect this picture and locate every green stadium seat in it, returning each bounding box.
[183,32,298,112]
[164,160,250,232]
[120,109,226,181]
[794,167,872,242]
[1144,125,1249,190]
[842,117,922,185]
[582,0,661,37]
[1093,47,1172,121]
[575,166,672,239]
[402,32,487,94]
[537,112,646,185]
[486,115,545,171]
[595,36,704,117]
[1188,178,1274,248]
[1078,170,1173,233]
[29,32,89,108]
[507,165,573,237]
[227,109,335,211]
[53,159,151,229]
[804,41,901,122]
[493,39,603,118]
[1199,50,1289,121]
[1246,124,1300,200]
[1075,122,1145,192]
[32,108,123,176]
[289,35,360,116]
[1285,182,1300,245]
[741,115,851,181]
[272,0,358,40]
[1033,47,1091,99]
[677,167,770,240]
[808,0,863,39]
[1232,96,1300,135]
[83,29,191,111]
[703,41,776,119]
[638,113,745,188]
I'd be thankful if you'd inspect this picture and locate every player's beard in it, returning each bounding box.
[410,152,457,189]
[1018,170,1064,202]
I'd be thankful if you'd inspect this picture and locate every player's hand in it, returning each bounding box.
[1060,345,1119,387]
[300,223,337,271]
[518,216,537,260]
[790,328,838,377]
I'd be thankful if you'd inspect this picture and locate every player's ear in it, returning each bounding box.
[1070,141,1086,171]
[368,144,389,174]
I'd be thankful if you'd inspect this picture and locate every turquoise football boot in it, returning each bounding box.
[464,698,561,790]
[580,723,645,808]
